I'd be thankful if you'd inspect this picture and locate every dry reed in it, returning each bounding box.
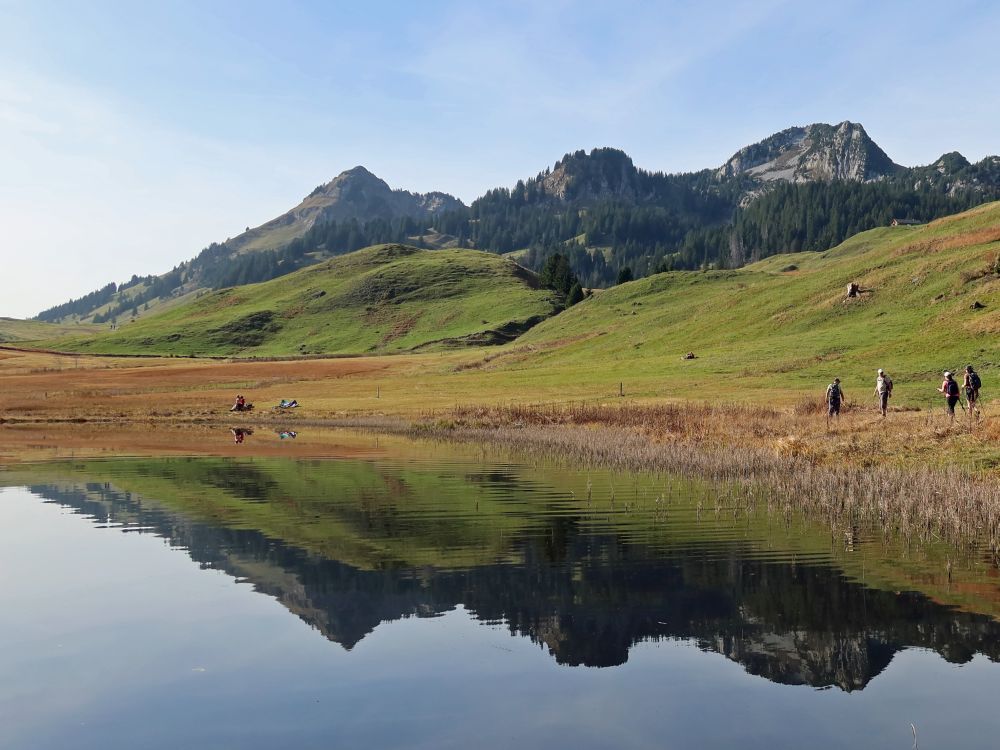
[347,402,1000,554]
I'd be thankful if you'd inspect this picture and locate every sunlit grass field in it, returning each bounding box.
[39,245,561,357]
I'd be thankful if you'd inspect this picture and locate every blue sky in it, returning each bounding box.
[2,0,999,317]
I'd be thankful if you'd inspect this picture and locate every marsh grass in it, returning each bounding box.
[389,402,1000,553]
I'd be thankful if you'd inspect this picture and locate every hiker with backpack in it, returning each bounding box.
[873,369,893,417]
[963,365,982,414]
[826,378,845,420]
[938,371,961,420]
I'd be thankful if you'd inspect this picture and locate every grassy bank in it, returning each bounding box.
[1,344,998,473]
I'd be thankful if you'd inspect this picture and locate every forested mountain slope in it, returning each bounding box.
[37,122,1000,323]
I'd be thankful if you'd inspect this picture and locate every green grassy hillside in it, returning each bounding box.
[0,317,101,344]
[487,201,1000,406]
[44,245,560,356]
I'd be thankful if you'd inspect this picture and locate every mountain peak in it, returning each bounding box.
[718,121,900,184]
[933,151,971,172]
[306,165,388,199]
[339,165,380,180]
[540,147,642,203]
[226,167,465,254]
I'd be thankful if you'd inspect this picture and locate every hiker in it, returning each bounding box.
[938,371,961,419]
[826,378,845,419]
[963,365,982,414]
[873,368,893,417]
[230,394,248,412]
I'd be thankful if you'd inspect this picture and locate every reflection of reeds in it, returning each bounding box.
[350,402,1000,553]
[329,402,1000,550]
[454,423,1000,552]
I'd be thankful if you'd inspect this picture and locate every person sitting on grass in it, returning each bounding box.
[938,371,961,420]
[230,394,246,412]
[963,365,982,415]
[873,369,893,418]
[826,378,845,420]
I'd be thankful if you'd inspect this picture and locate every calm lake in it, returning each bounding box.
[2,429,999,749]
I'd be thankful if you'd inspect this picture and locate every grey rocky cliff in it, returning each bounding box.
[717,121,901,184]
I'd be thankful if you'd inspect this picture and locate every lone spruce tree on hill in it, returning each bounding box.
[539,253,579,295]
[566,282,584,307]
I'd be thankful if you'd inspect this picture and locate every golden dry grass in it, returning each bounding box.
[1,346,996,474]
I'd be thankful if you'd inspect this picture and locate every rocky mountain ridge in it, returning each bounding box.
[229,166,465,254]
[717,121,900,183]
[36,121,1000,321]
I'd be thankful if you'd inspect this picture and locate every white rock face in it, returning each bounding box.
[717,121,900,184]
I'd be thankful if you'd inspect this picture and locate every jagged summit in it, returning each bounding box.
[933,151,972,172]
[539,147,644,203]
[303,165,463,219]
[229,166,466,254]
[718,121,901,183]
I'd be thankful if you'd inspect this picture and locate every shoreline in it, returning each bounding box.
[3,406,999,553]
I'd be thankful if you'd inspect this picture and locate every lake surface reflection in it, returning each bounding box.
[2,439,1000,749]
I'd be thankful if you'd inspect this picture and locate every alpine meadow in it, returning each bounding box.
[6,4,1000,749]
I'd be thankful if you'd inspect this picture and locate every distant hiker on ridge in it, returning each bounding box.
[963,365,982,415]
[873,369,893,417]
[826,378,845,420]
[938,371,961,420]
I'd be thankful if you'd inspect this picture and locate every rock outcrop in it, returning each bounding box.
[717,121,901,184]
[229,166,465,252]
[538,147,646,203]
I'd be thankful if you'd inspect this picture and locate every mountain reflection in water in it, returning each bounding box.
[13,452,1000,695]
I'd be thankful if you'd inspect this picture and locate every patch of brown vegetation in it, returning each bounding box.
[381,312,422,345]
[963,310,1000,335]
[893,227,1000,258]
[434,400,993,477]
[0,348,402,424]
[452,345,536,372]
